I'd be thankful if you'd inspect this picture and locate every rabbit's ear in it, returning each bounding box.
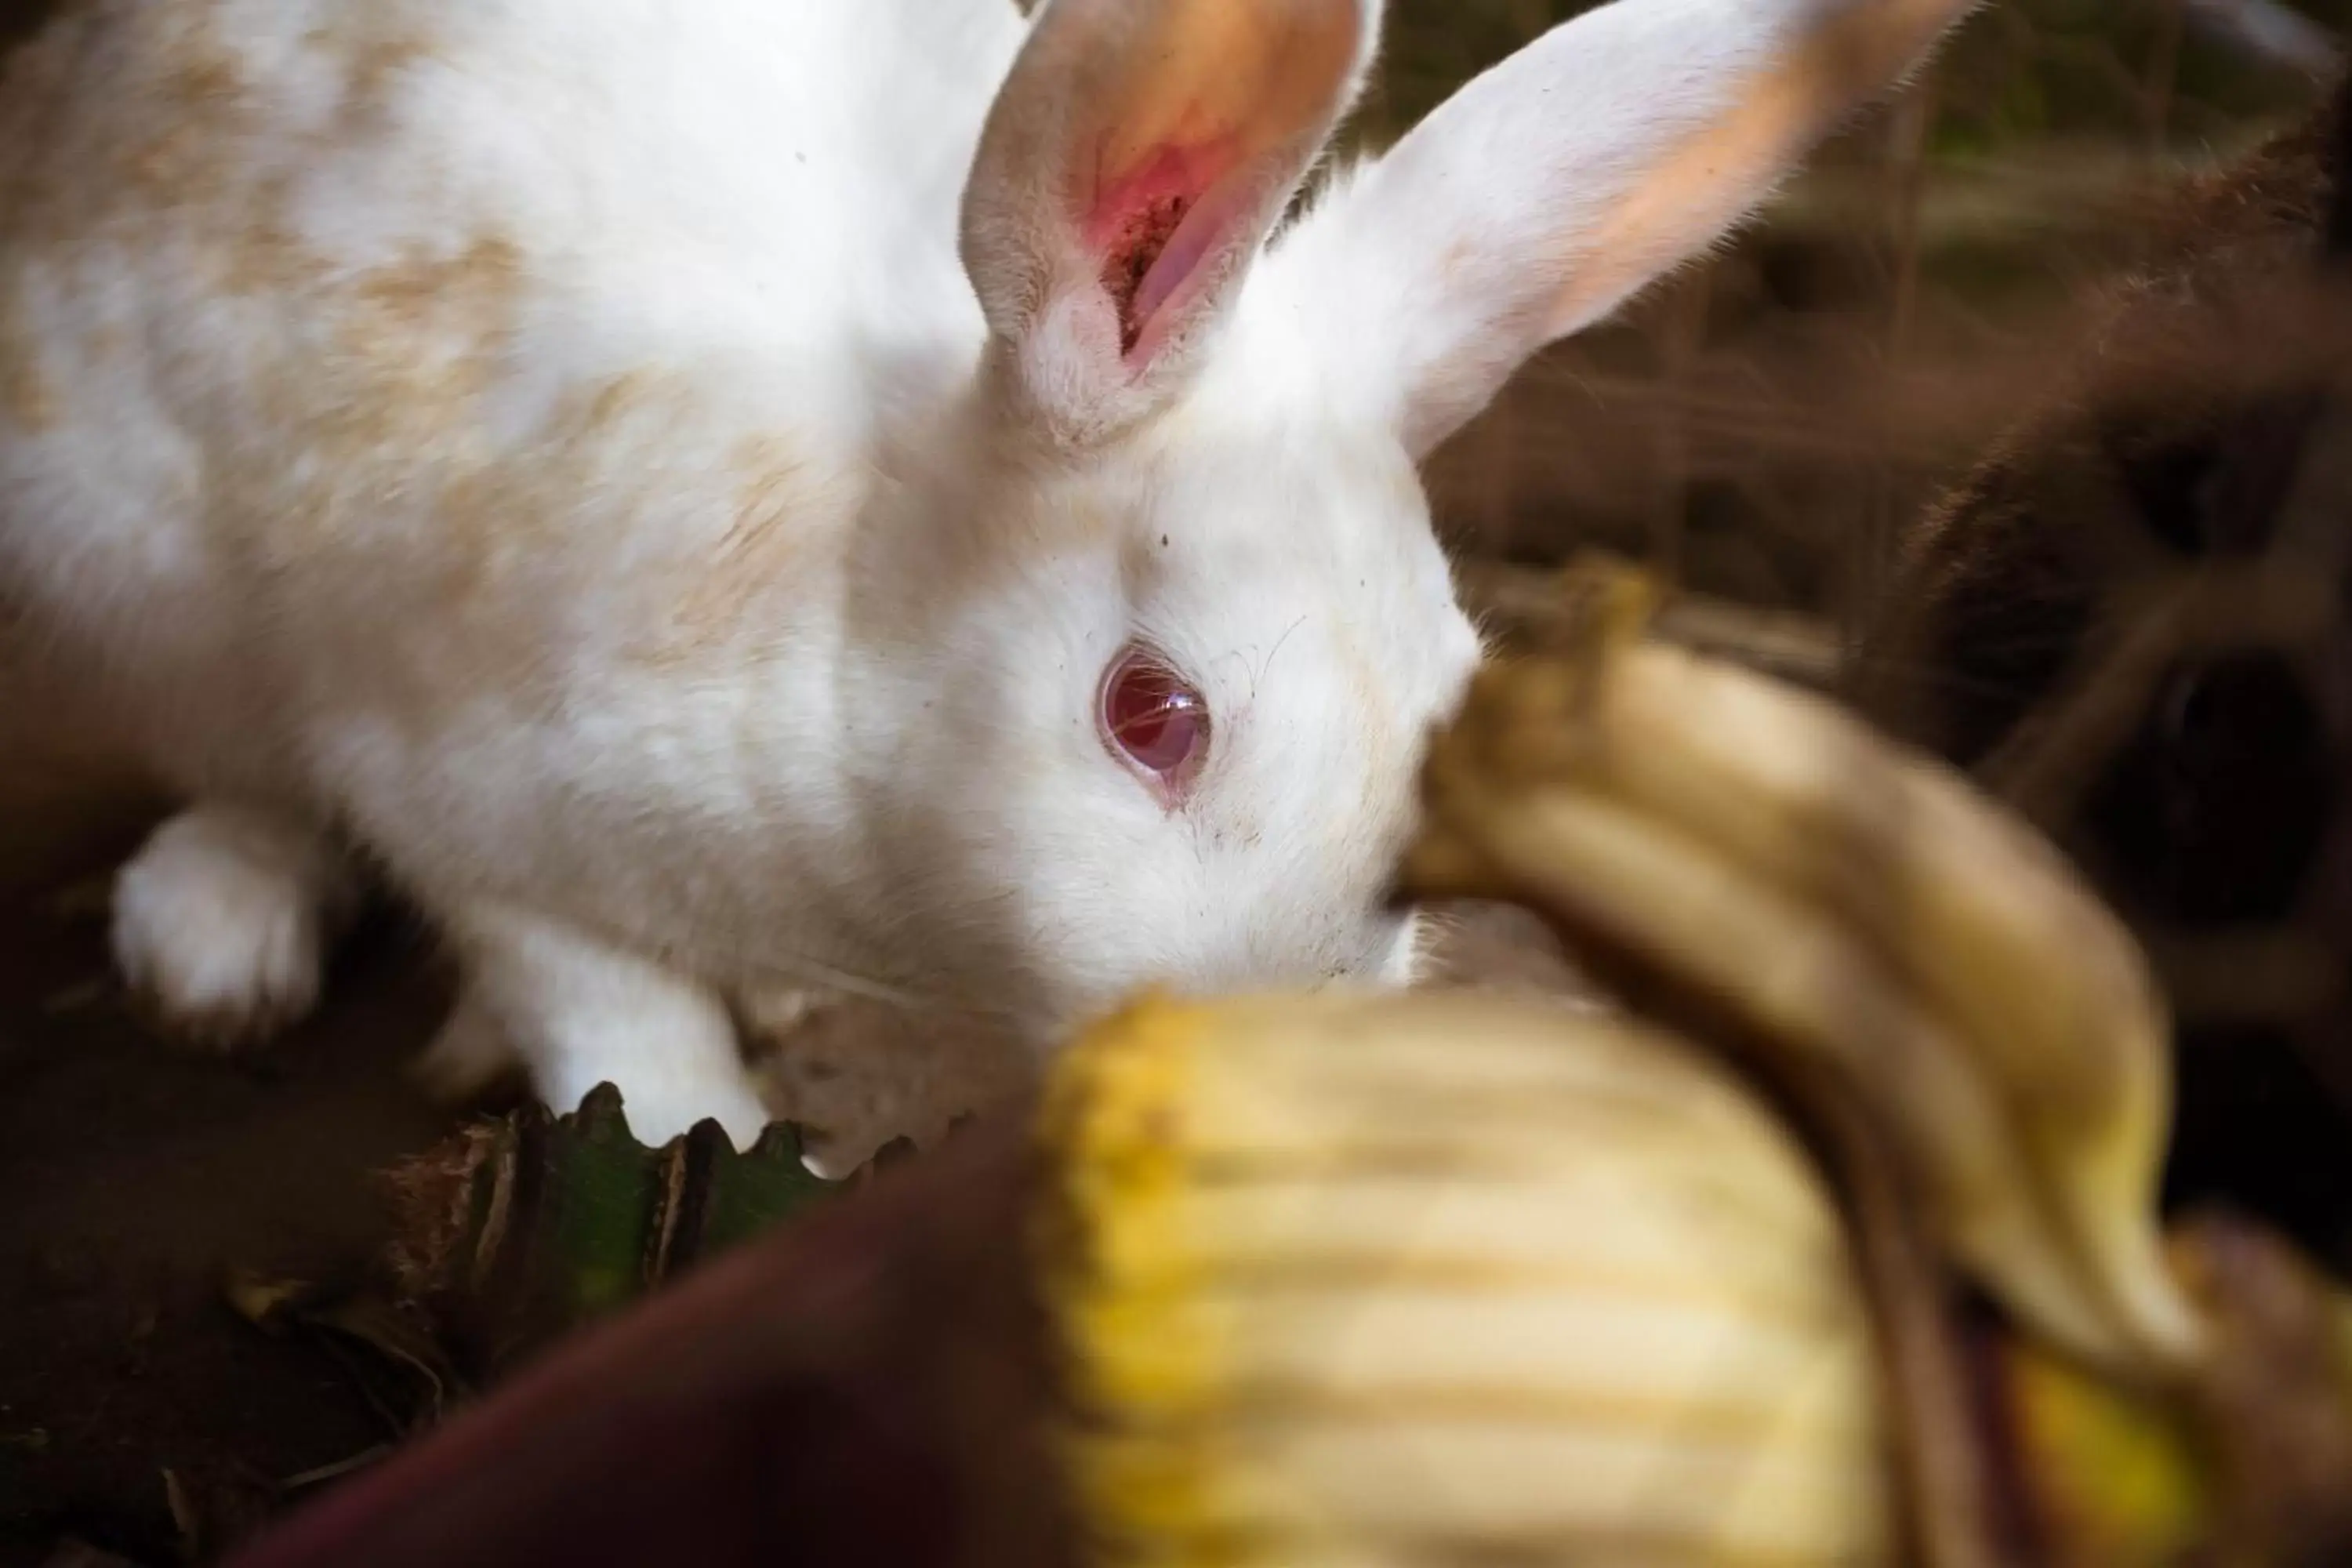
[1272,0,1979,459]
[960,0,1377,445]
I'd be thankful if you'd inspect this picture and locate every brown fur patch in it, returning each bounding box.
[0,286,51,429]
[333,14,434,116]
[655,434,814,648]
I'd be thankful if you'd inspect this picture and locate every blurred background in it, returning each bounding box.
[1375,0,2347,655]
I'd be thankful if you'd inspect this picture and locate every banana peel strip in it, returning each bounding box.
[1402,621,2199,1380]
[1036,989,1893,1568]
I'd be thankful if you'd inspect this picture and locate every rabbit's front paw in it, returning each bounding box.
[452,907,773,1153]
[111,804,354,1050]
[412,986,521,1101]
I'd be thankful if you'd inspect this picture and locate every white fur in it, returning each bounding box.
[0,0,1975,1155]
[111,803,357,1046]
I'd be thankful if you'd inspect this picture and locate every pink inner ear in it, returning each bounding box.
[1083,141,1243,362]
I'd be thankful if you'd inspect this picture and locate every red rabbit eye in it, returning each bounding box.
[1101,648,1210,789]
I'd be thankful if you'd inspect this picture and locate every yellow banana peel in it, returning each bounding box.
[1403,563,2196,1379]
[1038,988,1892,1568]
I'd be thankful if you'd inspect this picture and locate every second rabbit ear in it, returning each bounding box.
[960,0,1378,447]
[1269,0,1983,460]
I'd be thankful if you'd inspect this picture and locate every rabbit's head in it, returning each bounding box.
[848,0,1973,1041]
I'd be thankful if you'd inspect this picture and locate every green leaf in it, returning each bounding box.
[379,1086,837,1377]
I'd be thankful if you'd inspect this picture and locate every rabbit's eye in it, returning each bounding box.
[1102,649,1209,792]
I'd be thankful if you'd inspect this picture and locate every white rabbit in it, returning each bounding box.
[0,0,1977,1160]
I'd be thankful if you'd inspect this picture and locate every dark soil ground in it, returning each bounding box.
[0,622,485,1563]
[0,813,470,1566]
